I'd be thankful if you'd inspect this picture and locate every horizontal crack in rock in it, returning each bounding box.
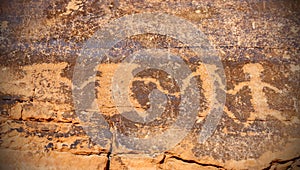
[165,155,224,169]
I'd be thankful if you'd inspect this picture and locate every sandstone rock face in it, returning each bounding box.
[0,0,299,169]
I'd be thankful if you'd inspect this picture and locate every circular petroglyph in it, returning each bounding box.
[72,13,226,154]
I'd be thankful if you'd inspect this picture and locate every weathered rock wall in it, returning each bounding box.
[0,0,299,169]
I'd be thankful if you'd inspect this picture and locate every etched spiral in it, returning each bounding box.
[72,13,226,154]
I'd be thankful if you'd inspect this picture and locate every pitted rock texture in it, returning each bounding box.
[0,0,300,169]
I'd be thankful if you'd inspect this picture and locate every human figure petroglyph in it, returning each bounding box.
[226,63,298,124]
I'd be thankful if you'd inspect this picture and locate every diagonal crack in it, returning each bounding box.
[161,155,224,169]
[263,156,300,170]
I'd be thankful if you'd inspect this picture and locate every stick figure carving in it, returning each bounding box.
[226,63,292,123]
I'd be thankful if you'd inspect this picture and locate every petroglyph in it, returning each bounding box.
[1,0,300,169]
[226,63,299,124]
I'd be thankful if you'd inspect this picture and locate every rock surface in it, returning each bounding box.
[0,0,299,169]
